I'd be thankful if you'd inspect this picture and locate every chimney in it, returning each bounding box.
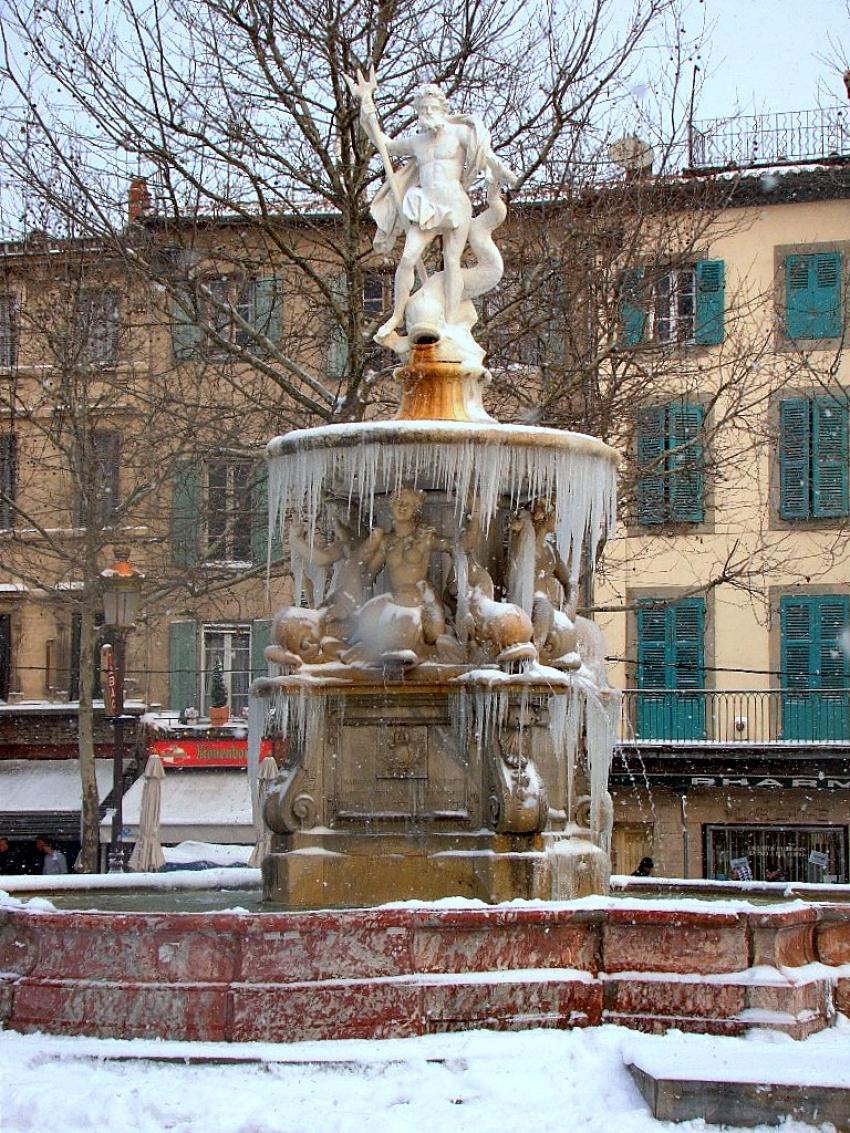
[128,176,152,222]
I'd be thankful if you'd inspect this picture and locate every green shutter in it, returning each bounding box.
[818,597,850,689]
[251,618,272,682]
[170,292,203,362]
[694,259,725,345]
[671,598,705,689]
[667,402,705,522]
[812,397,849,518]
[619,267,646,347]
[781,597,813,691]
[786,253,842,340]
[251,461,283,564]
[327,273,349,380]
[636,604,669,688]
[171,459,201,566]
[636,406,666,524]
[253,278,283,344]
[169,620,198,712]
[779,398,811,519]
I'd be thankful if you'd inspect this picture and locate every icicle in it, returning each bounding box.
[247,694,267,824]
[508,510,536,615]
[454,547,470,645]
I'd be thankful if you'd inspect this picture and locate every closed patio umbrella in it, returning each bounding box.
[248,754,278,867]
[128,754,166,872]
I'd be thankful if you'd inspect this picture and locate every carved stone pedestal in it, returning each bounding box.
[259,677,612,908]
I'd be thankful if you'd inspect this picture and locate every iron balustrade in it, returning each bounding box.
[688,106,850,171]
[621,687,850,744]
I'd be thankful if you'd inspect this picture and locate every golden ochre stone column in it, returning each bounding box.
[394,344,494,423]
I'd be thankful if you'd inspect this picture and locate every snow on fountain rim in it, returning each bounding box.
[267,419,619,463]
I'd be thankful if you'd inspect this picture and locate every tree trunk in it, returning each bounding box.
[77,602,100,872]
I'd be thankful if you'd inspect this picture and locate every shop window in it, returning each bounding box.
[705,824,847,884]
[779,396,849,520]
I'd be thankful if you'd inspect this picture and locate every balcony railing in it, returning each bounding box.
[688,106,850,171]
[621,688,850,745]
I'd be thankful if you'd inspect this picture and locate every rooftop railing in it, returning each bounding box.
[688,106,850,171]
[620,687,850,745]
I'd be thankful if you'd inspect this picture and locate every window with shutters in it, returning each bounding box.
[0,294,19,368]
[635,596,706,740]
[172,276,282,360]
[635,401,705,524]
[202,625,250,717]
[73,430,120,527]
[619,260,724,347]
[778,397,849,520]
[784,252,842,340]
[75,289,120,364]
[0,433,16,528]
[362,272,392,370]
[205,460,253,563]
[780,595,850,740]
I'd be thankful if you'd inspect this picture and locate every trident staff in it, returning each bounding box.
[345,66,427,287]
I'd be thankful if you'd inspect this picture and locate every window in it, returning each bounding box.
[75,289,120,364]
[205,459,253,562]
[635,597,705,740]
[362,272,392,370]
[785,252,842,340]
[619,260,724,347]
[705,825,847,884]
[73,430,120,527]
[635,402,705,524]
[202,625,250,717]
[780,595,849,741]
[779,397,848,520]
[172,276,282,360]
[0,433,16,528]
[0,294,19,368]
[484,269,564,369]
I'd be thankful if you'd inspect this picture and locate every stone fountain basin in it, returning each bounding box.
[2,884,850,1044]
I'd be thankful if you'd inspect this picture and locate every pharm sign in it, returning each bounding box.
[149,737,274,768]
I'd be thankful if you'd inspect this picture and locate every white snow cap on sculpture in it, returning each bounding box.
[267,421,617,588]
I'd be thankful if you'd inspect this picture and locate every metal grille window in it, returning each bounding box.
[705,824,847,884]
[202,626,250,717]
[206,460,252,562]
[0,294,19,368]
[76,289,120,364]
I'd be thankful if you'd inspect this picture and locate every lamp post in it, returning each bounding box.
[100,549,143,873]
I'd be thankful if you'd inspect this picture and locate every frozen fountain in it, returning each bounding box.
[249,73,620,907]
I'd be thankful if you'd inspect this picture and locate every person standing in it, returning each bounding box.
[35,837,68,875]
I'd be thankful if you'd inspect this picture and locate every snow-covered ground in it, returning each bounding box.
[1,1018,848,1133]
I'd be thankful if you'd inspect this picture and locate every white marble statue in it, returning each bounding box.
[345,68,517,365]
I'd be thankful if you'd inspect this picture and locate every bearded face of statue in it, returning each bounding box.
[416,94,449,133]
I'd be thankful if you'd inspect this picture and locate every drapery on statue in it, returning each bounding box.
[345,67,517,364]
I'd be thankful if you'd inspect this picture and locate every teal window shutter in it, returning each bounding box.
[779,398,811,519]
[668,402,705,522]
[636,406,666,524]
[781,595,850,690]
[328,273,349,380]
[636,604,669,688]
[251,462,283,564]
[171,459,201,566]
[253,278,283,344]
[251,618,272,682]
[818,597,850,688]
[619,268,646,347]
[170,292,203,362]
[812,397,849,518]
[786,252,842,340]
[671,598,705,689]
[694,260,725,345]
[169,620,198,712]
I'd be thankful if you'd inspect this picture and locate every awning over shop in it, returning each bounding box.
[100,769,254,845]
[0,759,114,838]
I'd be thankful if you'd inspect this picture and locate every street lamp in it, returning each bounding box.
[100,548,143,873]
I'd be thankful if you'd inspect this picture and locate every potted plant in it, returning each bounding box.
[207,660,230,727]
